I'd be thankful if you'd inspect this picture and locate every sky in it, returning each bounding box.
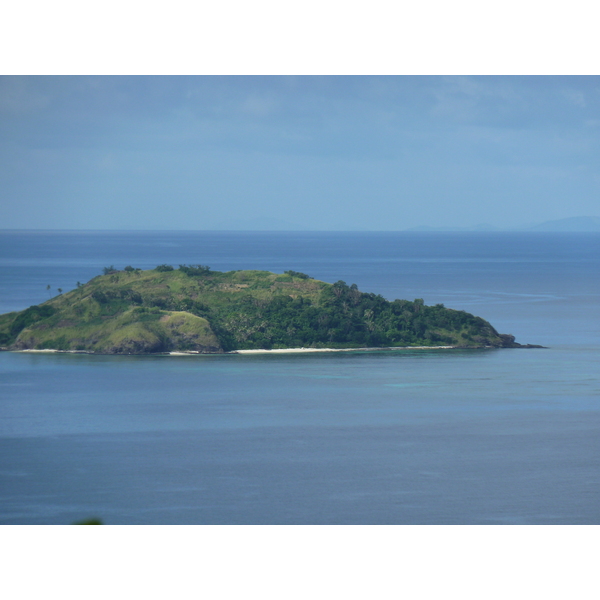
[1,75,599,230]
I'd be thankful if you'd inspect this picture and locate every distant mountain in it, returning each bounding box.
[212,216,309,231]
[528,216,600,232]
[405,224,498,232]
[404,217,600,233]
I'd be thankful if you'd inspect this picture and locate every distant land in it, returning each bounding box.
[527,216,600,232]
[0,266,541,355]
[198,215,600,232]
[212,216,311,231]
[2,217,599,234]
[406,224,498,232]
[405,216,600,232]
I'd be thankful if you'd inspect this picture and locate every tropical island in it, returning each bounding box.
[0,265,540,354]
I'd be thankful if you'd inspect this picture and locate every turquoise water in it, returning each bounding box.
[0,231,599,523]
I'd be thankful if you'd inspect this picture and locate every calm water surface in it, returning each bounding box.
[0,231,599,523]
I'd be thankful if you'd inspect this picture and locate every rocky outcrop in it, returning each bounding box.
[499,334,545,348]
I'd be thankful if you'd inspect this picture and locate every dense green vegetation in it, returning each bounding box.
[0,265,524,354]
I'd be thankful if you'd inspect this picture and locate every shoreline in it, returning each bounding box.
[12,348,91,354]
[8,345,460,356]
[3,343,544,355]
[229,346,458,354]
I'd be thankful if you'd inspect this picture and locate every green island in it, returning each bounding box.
[0,265,540,354]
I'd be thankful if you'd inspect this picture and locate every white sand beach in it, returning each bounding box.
[231,346,457,354]
[17,349,61,353]
[14,346,457,356]
[16,349,90,354]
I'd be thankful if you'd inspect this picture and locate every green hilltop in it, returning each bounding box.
[0,264,531,354]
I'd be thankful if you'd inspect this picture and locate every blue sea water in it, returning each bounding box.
[0,231,599,524]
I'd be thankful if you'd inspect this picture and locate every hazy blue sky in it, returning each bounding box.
[1,75,599,230]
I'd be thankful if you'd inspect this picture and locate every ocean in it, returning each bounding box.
[0,230,599,524]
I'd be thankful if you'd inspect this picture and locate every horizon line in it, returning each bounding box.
[2,228,600,234]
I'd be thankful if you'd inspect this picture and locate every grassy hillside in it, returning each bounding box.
[0,265,523,354]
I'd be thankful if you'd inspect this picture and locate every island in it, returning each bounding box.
[0,265,541,354]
